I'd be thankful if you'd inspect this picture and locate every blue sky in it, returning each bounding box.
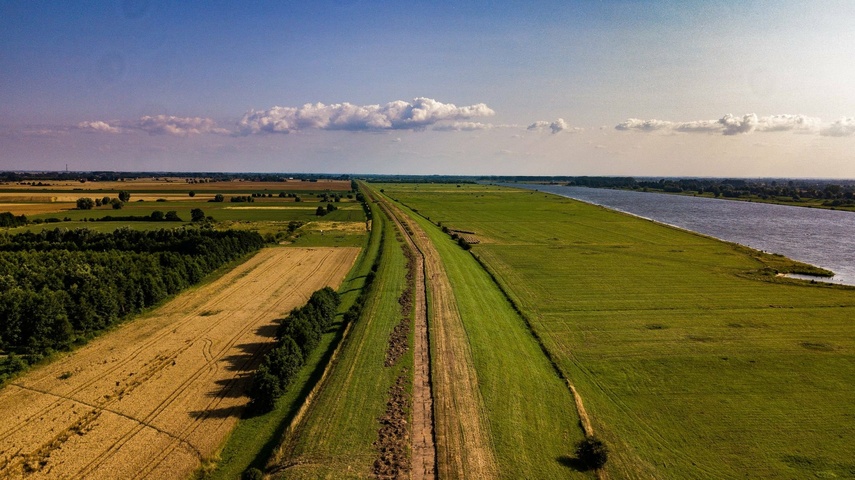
[2,1,854,176]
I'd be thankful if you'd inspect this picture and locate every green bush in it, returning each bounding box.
[575,436,608,470]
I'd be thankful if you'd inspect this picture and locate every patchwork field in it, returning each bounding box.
[0,247,358,480]
[379,183,855,479]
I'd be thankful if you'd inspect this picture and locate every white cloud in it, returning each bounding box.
[527,118,582,134]
[433,121,494,131]
[617,113,826,136]
[719,113,758,135]
[237,97,495,135]
[77,120,122,134]
[136,115,230,136]
[76,116,229,136]
[821,117,855,137]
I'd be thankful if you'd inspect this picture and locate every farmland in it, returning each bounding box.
[378,183,855,479]
[0,247,358,479]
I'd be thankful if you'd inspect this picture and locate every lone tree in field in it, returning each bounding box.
[188,191,195,197]
[190,208,205,222]
[118,191,131,202]
[575,436,609,470]
[315,205,326,216]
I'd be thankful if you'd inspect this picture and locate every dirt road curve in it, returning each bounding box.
[0,247,358,480]
[380,197,497,479]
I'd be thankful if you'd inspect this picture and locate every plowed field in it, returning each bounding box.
[0,247,358,480]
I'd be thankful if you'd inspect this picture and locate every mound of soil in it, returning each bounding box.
[373,373,411,479]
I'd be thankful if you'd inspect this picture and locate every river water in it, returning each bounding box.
[510,184,855,285]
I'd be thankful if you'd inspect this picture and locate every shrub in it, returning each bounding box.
[575,436,608,470]
[242,468,263,480]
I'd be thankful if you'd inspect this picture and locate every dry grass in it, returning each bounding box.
[0,247,359,480]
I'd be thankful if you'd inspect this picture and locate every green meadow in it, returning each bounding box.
[379,183,855,480]
[10,197,366,247]
[376,186,588,479]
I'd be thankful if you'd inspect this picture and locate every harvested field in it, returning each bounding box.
[0,202,74,215]
[0,247,359,480]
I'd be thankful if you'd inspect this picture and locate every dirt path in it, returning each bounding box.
[0,247,358,480]
[379,195,497,479]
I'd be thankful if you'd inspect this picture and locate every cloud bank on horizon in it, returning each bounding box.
[615,114,855,137]
[236,97,495,134]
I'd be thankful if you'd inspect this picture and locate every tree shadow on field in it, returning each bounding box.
[557,455,590,472]
[205,374,254,399]
[255,322,279,339]
[189,404,242,420]
[221,341,270,372]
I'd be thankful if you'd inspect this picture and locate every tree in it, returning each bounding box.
[118,191,130,202]
[212,194,224,203]
[76,197,95,210]
[165,211,181,221]
[101,196,111,205]
[110,198,123,209]
[575,436,608,470]
[248,364,281,413]
[190,208,205,222]
[150,210,165,221]
[315,206,326,216]
[188,191,196,197]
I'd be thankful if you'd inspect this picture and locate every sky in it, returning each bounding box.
[1,0,854,177]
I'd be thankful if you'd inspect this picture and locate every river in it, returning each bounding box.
[509,184,855,285]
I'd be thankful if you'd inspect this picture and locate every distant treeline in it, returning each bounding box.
[608,178,855,204]
[0,171,352,183]
[0,228,264,380]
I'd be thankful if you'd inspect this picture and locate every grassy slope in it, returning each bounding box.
[203,203,380,480]
[384,188,588,479]
[273,201,412,479]
[381,183,855,480]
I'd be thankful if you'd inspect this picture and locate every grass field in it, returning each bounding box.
[376,185,589,479]
[269,196,414,479]
[1,179,366,247]
[379,183,855,479]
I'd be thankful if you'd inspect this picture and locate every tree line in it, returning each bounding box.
[0,228,264,381]
[249,287,341,412]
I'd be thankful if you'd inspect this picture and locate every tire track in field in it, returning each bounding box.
[378,193,496,479]
[77,249,341,479]
[0,248,358,480]
[0,250,286,478]
[0,251,271,446]
[129,250,342,478]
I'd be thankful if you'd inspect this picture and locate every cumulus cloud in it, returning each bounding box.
[76,116,229,136]
[77,120,122,134]
[136,115,230,136]
[527,118,581,134]
[237,97,495,135]
[821,117,855,137]
[616,113,825,136]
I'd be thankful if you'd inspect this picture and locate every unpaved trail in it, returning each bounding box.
[378,194,497,479]
[0,247,358,480]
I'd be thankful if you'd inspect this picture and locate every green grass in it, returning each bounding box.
[379,183,855,480]
[377,186,588,479]
[202,203,380,480]
[9,199,368,247]
[274,200,412,479]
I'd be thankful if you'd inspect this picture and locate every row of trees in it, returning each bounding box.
[249,288,341,412]
[0,212,27,228]
[0,228,264,379]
